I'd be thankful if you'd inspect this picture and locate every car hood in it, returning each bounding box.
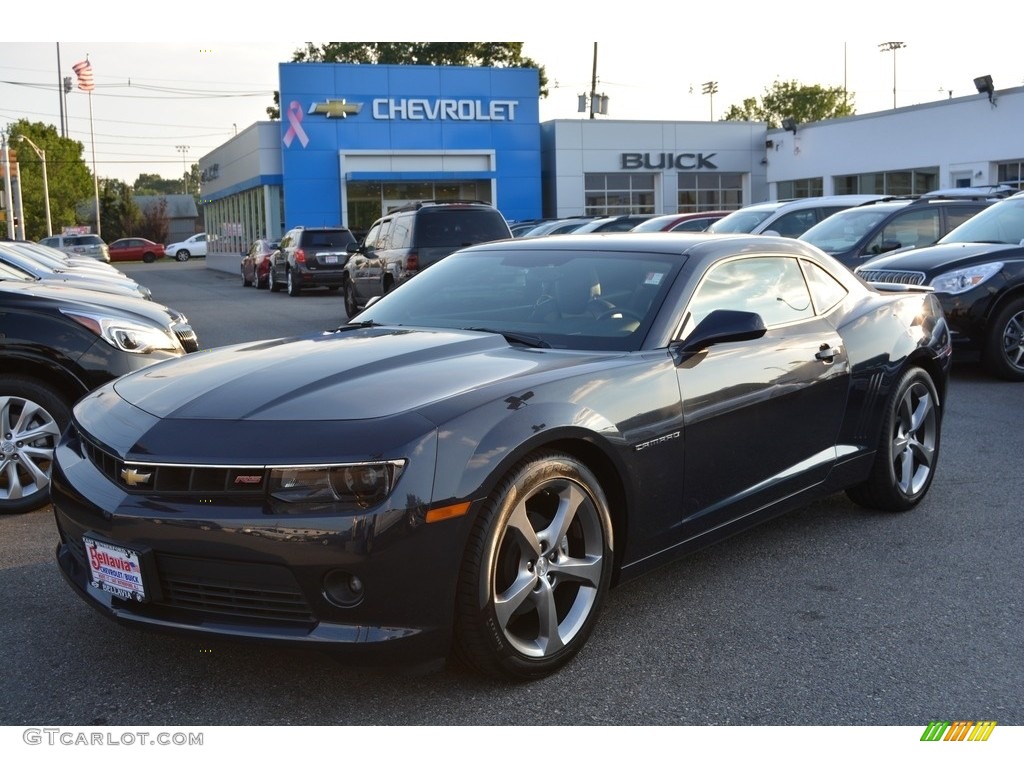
[0,280,184,326]
[859,242,1020,274]
[112,327,622,421]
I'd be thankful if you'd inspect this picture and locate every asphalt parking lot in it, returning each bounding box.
[1,260,1021,726]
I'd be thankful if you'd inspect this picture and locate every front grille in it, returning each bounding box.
[856,268,926,285]
[64,535,315,624]
[156,554,316,623]
[173,323,199,352]
[80,433,266,496]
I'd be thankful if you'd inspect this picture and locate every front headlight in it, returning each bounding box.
[62,309,183,354]
[268,461,406,510]
[930,262,1003,295]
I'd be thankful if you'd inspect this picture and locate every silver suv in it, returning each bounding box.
[39,234,110,263]
[707,195,885,238]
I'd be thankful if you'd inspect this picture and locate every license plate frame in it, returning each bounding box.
[83,535,155,603]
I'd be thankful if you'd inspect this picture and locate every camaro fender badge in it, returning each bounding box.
[634,431,681,452]
[308,99,362,119]
[120,467,153,487]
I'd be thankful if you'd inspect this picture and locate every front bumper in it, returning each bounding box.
[51,423,470,666]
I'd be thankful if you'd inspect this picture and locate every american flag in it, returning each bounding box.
[72,60,95,92]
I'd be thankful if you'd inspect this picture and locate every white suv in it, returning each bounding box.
[707,195,886,238]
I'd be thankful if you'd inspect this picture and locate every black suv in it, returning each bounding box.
[800,191,1006,268]
[343,200,512,317]
[269,226,357,296]
[855,191,1024,380]
[0,267,198,513]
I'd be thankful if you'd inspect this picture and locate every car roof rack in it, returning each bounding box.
[391,200,492,212]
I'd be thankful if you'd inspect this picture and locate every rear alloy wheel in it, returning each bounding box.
[142,252,156,264]
[287,269,301,297]
[175,249,190,262]
[847,367,940,512]
[0,377,71,515]
[455,452,613,680]
[344,279,358,319]
[982,297,1024,381]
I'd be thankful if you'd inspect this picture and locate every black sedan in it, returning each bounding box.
[51,234,951,679]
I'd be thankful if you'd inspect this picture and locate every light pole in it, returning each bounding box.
[16,135,52,237]
[879,41,906,109]
[176,145,190,194]
[702,81,718,121]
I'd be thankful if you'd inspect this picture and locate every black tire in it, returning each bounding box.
[0,376,72,515]
[269,267,282,293]
[175,250,190,262]
[846,367,941,512]
[286,269,302,297]
[256,273,268,290]
[241,270,252,288]
[981,297,1024,381]
[344,279,359,319]
[142,252,156,264]
[454,452,614,680]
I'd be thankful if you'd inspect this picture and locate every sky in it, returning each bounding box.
[3,4,1022,185]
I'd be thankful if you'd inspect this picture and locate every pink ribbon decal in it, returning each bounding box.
[283,101,309,148]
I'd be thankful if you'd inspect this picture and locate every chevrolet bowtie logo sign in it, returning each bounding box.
[121,467,153,487]
[308,99,362,119]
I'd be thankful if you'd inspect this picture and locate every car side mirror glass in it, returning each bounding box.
[673,309,767,364]
[347,242,360,254]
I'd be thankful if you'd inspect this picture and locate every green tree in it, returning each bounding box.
[132,173,182,196]
[98,178,142,242]
[3,119,94,241]
[721,80,855,128]
[138,198,169,244]
[267,42,547,119]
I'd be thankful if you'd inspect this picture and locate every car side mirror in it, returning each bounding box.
[672,309,767,364]
[347,242,361,254]
[879,240,902,254]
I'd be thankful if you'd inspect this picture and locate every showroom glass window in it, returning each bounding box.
[584,173,655,216]
[997,160,1024,190]
[682,256,814,338]
[776,178,824,199]
[677,173,743,212]
[834,168,938,195]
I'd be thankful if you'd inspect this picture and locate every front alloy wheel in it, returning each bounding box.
[175,249,190,262]
[847,367,940,512]
[455,452,613,679]
[287,269,301,297]
[0,377,71,514]
[982,297,1024,381]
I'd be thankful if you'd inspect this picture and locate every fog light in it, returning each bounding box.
[323,570,365,608]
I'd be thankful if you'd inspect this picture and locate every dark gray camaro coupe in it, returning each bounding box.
[52,233,951,679]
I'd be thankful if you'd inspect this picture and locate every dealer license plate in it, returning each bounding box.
[83,536,148,602]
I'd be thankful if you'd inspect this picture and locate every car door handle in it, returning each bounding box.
[815,344,841,362]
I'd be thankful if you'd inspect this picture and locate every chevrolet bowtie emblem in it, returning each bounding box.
[121,467,153,487]
[308,99,362,119]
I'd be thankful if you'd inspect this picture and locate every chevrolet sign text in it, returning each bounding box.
[372,99,518,121]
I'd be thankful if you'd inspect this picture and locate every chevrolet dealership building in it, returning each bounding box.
[200,62,1024,273]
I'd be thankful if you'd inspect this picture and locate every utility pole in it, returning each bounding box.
[702,81,718,121]
[176,145,190,194]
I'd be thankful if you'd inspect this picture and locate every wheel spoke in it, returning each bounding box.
[550,554,604,588]
[533,580,565,656]
[538,482,586,550]
[505,498,543,558]
[907,391,932,434]
[2,459,24,500]
[494,571,539,628]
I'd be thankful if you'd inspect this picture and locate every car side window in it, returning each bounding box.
[684,256,814,336]
[770,210,818,237]
[362,222,382,250]
[867,209,940,254]
[389,216,411,249]
[801,260,848,314]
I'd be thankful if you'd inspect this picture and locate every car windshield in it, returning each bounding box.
[0,259,34,281]
[939,197,1024,245]
[800,208,898,253]
[707,208,777,234]
[351,247,684,351]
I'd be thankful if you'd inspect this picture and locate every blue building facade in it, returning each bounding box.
[278,62,542,233]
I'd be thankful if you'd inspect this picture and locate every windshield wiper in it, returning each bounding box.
[464,327,550,348]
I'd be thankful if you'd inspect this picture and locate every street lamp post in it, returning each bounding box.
[16,135,52,237]
[702,81,719,121]
[879,41,906,110]
[176,145,190,194]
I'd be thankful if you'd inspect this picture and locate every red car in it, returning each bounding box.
[108,238,165,263]
[241,238,280,289]
[629,211,731,232]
